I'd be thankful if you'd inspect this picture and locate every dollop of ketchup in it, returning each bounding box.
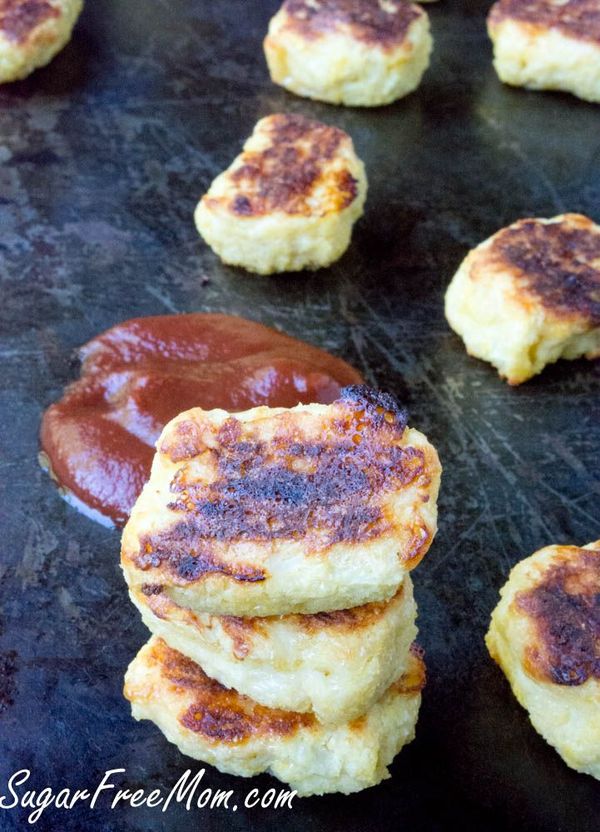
[40,313,362,527]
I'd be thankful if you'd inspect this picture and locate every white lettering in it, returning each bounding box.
[0,766,290,818]
[27,788,55,825]
[0,769,30,810]
[129,789,146,808]
[245,788,260,808]
[90,769,125,809]
[146,789,163,808]
[209,789,233,809]
[273,789,296,809]
[111,788,132,808]
[162,769,205,812]
[54,789,72,810]
[69,789,91,807]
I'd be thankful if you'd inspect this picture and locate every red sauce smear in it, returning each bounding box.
[40,313,362,527]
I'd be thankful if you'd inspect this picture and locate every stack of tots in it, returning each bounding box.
[121,385,441,796]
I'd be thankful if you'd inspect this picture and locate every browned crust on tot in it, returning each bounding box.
[292,582,404,632]
[164,419,208,464]
[348,649,424,731]
[204,114,358,218]
[391,644,426,695]
[135,529,266,585]
[139,585,265,659]
[218,616,267,659]
[515,547,600,686]
[0,0,59,43]
[138,589,262,662]
[135,386,426,585]
[148,638,424,744]
[488,0,600,44]
[138,583,405,660]
[141,583,164,597]
[281,0,423,50]
[152,638,315,744]
[487,216,600,324]
[220,584,405,641]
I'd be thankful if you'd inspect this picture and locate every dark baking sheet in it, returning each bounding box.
[1,1,599,830]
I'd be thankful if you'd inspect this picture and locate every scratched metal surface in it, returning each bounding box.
[0,1,599,830]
